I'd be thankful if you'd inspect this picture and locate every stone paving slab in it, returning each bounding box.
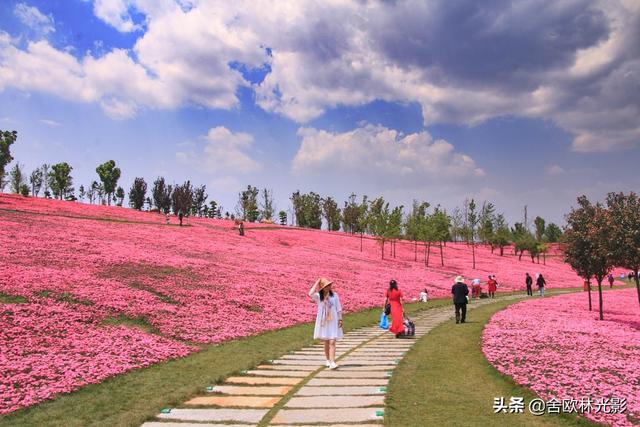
[225,376,302,386]
[296,386,387,396]
[307,378,388,386]
[337,359,397,365]
[315,370,389,379]
[206,385,292,396]
[185,395,280,408]
[271,360,325,366]
[271,407,384,424]
[142,423,255,427]
[331,365,395,371]
[286,395,385,408]
[246,370,309,377]
[257,364,317,371]
[271,424,381,427]
[281,355,329,360]
[158,408,268,423]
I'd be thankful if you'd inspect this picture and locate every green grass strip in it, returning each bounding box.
[385,297,599,427]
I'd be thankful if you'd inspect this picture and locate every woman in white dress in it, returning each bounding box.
[308,277,343,369]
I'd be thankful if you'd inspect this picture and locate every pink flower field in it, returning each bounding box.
[0,194,624,414]
[482,288,639,426]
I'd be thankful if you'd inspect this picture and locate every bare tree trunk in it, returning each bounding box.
[471,242,476,269]
[518,251,523,261]
[381,241,384,259]
[543,252,546,265]
[597,279,604,320]
[500,246,504,256]
[440,241,444,266]
[587,280,592,311]
[360,232,363,252]
[414,240,417,262]
[426,242,431,267]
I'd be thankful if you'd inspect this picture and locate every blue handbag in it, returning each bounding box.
[379,312,389,329]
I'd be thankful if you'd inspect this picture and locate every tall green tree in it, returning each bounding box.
[278,210,287,226]
[237,185,259,222]
[192,185,208,217]
[115,186,124,206]
[478,201,496,245]
[430,206,451,266]
[492,214,512,256]
[565,196,614,319]
[29,168,43,196]
[172,181,194,217]
[322,196,341,231]
[41,164,50,197]
[48,162,74,200]
[260,188,275,221]
[405,200,429,261]
[0,130,17,191]
[95,160,121,206]
[9,163,25,194]
[78,184,86,202]
[152,177,172,213]
[341,193,360,233]
[129,178,147,210]
[544,223,563,243]
[466,199,479,269]
[534,216,546,242]
[606,192,640,307]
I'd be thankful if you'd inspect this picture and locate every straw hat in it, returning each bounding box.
[455,275,466,283]
[316,277,333,291]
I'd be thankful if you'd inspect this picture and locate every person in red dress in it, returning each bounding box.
[384,279,405,338]
[487,275,498,298]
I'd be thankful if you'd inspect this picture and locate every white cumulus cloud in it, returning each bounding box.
[14,3,55,36]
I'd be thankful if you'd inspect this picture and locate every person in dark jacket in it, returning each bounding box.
[451,275,469,324]
[536,273,546,297]
[525,273,533,296]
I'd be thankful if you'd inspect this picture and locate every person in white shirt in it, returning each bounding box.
[419,288,429,302]
[308,277,343,369]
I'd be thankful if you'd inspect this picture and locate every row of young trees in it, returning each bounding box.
[564,192,640,319]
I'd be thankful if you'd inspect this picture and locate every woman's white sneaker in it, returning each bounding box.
[325,360,331,367]
[329,362,338,370]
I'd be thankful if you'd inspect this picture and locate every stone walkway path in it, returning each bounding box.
[142,296,525,427]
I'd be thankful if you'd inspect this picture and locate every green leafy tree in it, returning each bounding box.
[534,216,546,242]
[48,162,74,200]
[368,197,394,259]
[492,214,512,256]
[0,130,17,191]
[115,186,125,206]
[564,196,614,319]
[129,178,147,210]
[9,163,25,194]
[19,184,29,196]
[192,185,208,217]
[478,201,496,245]
[78,185,86,202]
[388,205,404,258]
[466,199,479,269]
[41,164,50,197]
[238,185,259,222]
[152,177,172,213]
[405,200,429,261]
[30,168,44,196]
[278,210,287,226]
[342,193,360,233]
[544,223,563,243]
[259,188,275,222]
[290,190,321,229]
[606,192,640,307]
[430,206,451,266]
[172,181,194,217]
[322,196,341,231]
[95,160,121,206]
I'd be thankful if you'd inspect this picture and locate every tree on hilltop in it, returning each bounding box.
[491,214,512,256]
[278,210,287,226]
[115,186,125,206]
[238,185,259,222]
[545,223,563,243]
[565,195,614,320]
[322,196,341,231]
[48,162,74,200]
[129,178,147,210]
[29,168,44,197]
[606,191,640,307]
[534,216,546,242]
[192,185,208,217]
[9,163,25,194]
[260,188,275,222]
[0,130,17,192]
[96,160,121,206]
[172,181,194,217]
[152,177,173,213]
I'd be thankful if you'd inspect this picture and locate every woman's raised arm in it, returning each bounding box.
[308,279,320,298]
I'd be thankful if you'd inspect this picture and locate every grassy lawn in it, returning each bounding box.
[385,297,598,427]
[0,298,448,427]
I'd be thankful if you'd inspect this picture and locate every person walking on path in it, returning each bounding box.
[487,275,498,299]
[451,276,469,324]
[384,280,405,338]
[536,273,546,297]
[309,277,343,369]
[471,278,482,299]
[419,288,429,302]
[608,274,615,288]
[526,273,533,296]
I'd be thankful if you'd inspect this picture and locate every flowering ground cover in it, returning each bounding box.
[0,194,624,415]
[482,288,639,426]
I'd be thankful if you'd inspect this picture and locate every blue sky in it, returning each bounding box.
[1,0,639,225]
